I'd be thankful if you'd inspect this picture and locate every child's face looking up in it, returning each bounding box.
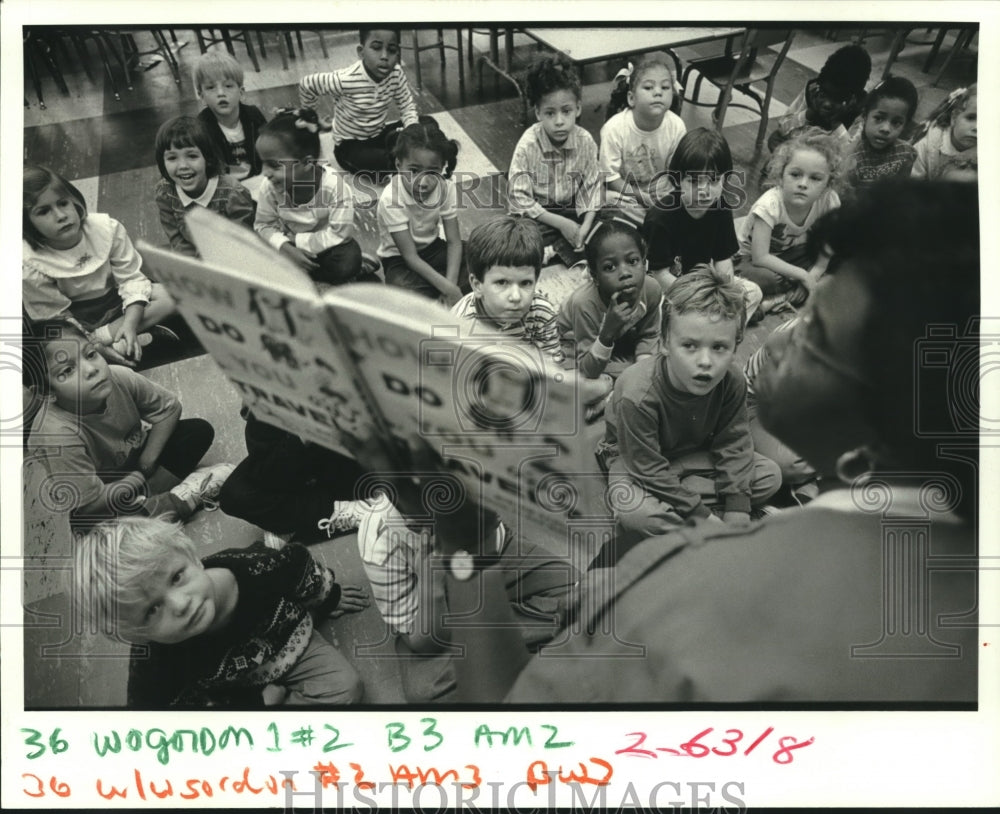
[395,147,445,204]
[591,232,646,308]
[780,148,831,211]
[628,65,674,122]
[862,96,910,151]
[163,143,209,198]
[29,184,82,250]
[950,98,977,151]
[358,30,401,82]
[198,76,243,124]
[472,264,538,323]
[44,337,112,413]
[663,311,737,396]
[121,550,226,645]
[535,89,581,146]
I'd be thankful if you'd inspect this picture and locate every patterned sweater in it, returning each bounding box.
[127,542,342,707]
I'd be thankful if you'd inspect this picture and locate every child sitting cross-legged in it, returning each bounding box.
[738,128,842,313]
[193,50,268,183]
[599,51,687,225]
[25,321,233,525]
[641,128,762,319]
[72,516,368,707]
[603,266,781,551]
[450,216,563,365]
[377,119,467,305]
[23,165,177,366]
[255,108,377,287]
[299,28,419,176]
[506,54,600,266]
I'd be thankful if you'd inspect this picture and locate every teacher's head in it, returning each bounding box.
[754,180,979,516]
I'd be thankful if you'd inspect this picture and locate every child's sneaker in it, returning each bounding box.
[149,324,180,342]
[317,498,380,539]
[170,463,236,518]
[791,479,820,506]
[752,504,783,520]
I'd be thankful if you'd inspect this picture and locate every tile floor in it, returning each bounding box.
[20,23,976,707]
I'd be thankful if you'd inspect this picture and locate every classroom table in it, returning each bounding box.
[478,26,746,121]
[523,27,745,67]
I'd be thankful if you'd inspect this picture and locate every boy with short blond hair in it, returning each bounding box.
[73,516,368,707]
[193,50,267,180]
[604,267,780,545]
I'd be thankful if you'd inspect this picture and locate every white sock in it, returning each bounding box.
[92,324,114,344]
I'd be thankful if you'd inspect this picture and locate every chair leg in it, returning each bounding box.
[881,28,908,80]
[221,30,237,58]
[456,28,465,85]
[195,30,208,53]
[242,29,261,72]
[71,36,95,81]
[412,30,423,90]
[152,30,181,83]
[277,32,289,70]
[437,28,445,62]
[37,38,70,95]
[923,27,949,72]
[757,81,777,148]
[296,31,305,52]
[932,28,974,87]
[316,30,328,59]
[25,49,46,108]
[92,36,122,101]
[692,72,704,104]
[103,32,132,92]
[256,31,267,59]
[714,84,733,132]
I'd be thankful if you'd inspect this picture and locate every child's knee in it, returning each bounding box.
[216,468,253,516]
[296,663,363,705]
[340,666,364,704]
[751,454,783,501]
[615,496,684,538]
[780,457,816,486]
[741,279,763,310]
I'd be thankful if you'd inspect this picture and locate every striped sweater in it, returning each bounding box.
[451,291,565,365]
[298,61,419,144]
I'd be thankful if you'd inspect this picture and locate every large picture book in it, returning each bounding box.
[139,208,602,545]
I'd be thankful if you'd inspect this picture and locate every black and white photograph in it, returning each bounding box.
[2,1,997,809]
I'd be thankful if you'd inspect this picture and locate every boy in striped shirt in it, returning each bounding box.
[298,28,420,175]
[451,217,565,365]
